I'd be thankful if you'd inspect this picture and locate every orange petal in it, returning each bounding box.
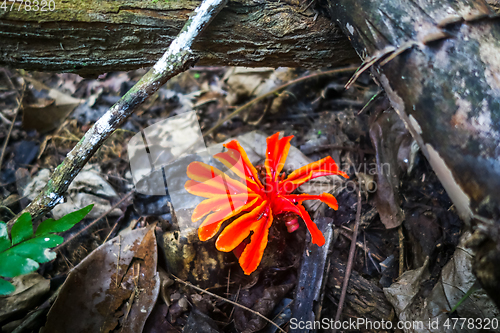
[295,203,325,246]
[192,193,257,222]
[310,170,349,179]
[187,161,249,194]
[198,197,262,241]
[185,180,233,197]
[224,140,263,188]
[270,196,301,216]
[215,200,268,252]
[283,193,339,210]
[264,133,293,182]
[278,171,313,194]
[280,169,349,194]
[214,149,261,193]
[286,156,347,182]
[238,210,274,275]
[264,132,279,181]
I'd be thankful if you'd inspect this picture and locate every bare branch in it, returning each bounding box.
[7,0,227,228]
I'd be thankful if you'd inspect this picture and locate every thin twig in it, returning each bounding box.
[7,0,227,229]
[203,66,359,138]
[302,0,316,12]
[171,274,286,333]
[54,191,134,250]
[398,225,404,276]
[0,87,24,172]
[228,283,241,321]
[333,181,362,332]
[226,268,231,297]
[103,214,123,244]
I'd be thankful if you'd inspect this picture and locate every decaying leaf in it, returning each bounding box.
[0,273,50,323]
[183,307,220,333]
[234,274,296,333]
[223,68,292,105]
[384,232,500,332]
[42,227,159,333]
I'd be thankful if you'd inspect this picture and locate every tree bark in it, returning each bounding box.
[0,0,357,75]
[326,0,500,306]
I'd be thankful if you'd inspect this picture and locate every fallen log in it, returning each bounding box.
[0,0,357,75]
[326,0,500,306]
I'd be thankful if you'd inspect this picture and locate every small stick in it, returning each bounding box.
[0,84,24,172]
[226,268,231,297]
[398,225,404,276]
[202,66,359,138]
[228,283,241,321]
[0,108,18,171]
[171,274,286,333]
[333,182,362,332]
[115,235,122,288]
[103,214,123,244]
[169,66,359,159]
[7,0,228,229]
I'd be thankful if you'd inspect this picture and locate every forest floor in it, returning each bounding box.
[0,65,484,333]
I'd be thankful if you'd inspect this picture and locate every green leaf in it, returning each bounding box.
[0,222,10,253]
[24,234,64,248]
[6,235,63,263]
[0,278,15,296]
[0,253,39,278]
[35,204,94,236]
[7,244,56,264]
[11,213,33,246]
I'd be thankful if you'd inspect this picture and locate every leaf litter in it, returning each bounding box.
[0,64,497,333]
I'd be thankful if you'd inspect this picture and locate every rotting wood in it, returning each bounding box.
[326,0,500,306]
[0,0,357,75]
[327,258,394,324]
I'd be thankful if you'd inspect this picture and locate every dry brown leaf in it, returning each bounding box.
[42,227,159,333]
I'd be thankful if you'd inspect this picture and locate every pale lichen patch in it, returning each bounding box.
[153,0,223,74]
[25,258,40,272]
[346,22,354,35]
[451,92,472,130]
[468,26,500,95]
[0,223,7,239]
[451,95,498,140]
[44,248,57,261]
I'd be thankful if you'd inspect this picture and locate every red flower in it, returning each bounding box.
[184,133,348,275]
